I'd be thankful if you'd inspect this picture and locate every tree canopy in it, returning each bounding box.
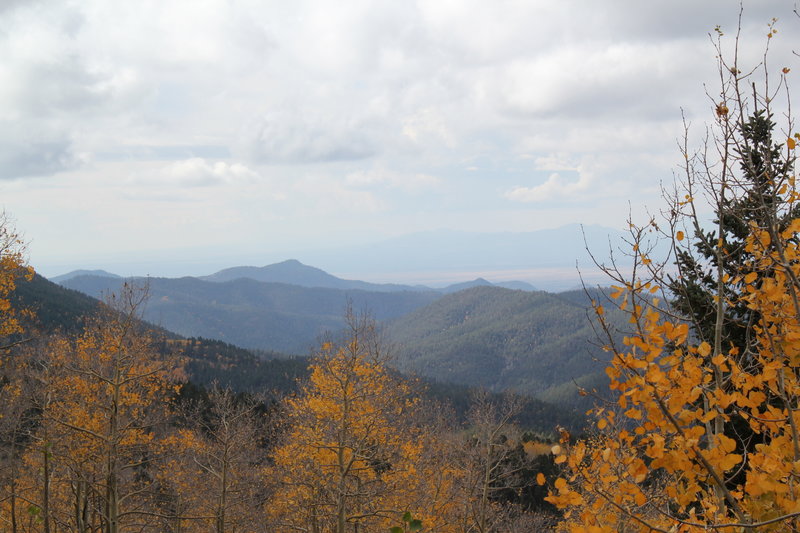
[545,16,800,532]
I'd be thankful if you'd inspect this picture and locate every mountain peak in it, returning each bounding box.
[50,269,122,284]
[201,260,435,293]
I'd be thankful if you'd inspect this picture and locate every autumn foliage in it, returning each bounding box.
[7,12,799,533]
[545,18,800,532]
[0,250,550,533]
[0,212,32,343]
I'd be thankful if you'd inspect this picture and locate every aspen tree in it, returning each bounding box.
[546,15,800,532]
[268,311,426,533]
[36,285,177,533]
[0,212,32,348]
[159,384,268,533]
[0,215,35,531]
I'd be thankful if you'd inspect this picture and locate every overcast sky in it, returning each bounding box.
[1,0,798,279]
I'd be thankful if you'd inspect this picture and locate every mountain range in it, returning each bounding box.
[55,259,537,293]
[14,270,588,432]
[58,274,439,354]
[292,224,633,291]
[53,259,618,406]
[43,224,638,292]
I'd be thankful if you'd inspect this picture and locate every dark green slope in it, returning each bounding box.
[8,274,305,392]
[14,273,583,433]
[61,275,441,353]
[387,285,618,405]
[11,273,102,333]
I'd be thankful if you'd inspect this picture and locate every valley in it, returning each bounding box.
[52,259,619,409]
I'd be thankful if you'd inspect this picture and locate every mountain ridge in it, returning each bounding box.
[15,270,587,432]
[52,259,538,294]
[200,259,431,292]
[58,274,443,353]
[385,285,622,407]
[50,269,122,284]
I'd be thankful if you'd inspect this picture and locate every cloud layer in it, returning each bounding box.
[0,0,796,276]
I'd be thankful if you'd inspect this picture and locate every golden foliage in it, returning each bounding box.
[546,20,800,531]
[268,315,429,532]
[0,212,33,342]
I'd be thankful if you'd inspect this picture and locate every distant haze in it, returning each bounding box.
[46,224,645,292]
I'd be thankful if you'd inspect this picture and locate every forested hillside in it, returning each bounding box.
[55,268,619,406]
[12,272,584,431]
[0,240,578,530]
[387,285,624,405]
[60,274,441,353]
[11,273,102,333]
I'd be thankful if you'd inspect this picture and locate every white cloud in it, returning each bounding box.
[294,173,386,214]
[533,154,579,172]
[402,108,456,147]
[162,158,260,187]
[1,0,798,275]
[505,171,593,203]
[345,168,442,193]
[130,158,261,188]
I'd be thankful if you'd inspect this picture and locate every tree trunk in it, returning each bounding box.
[43,442,51,533]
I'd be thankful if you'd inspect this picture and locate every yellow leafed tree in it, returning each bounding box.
[268,311,454,533]
[546,16,800,532]
[19,285,178,533]
[0,212,32,345]
[157,385,268,533]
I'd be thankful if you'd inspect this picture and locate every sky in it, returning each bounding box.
[1,0,798,281]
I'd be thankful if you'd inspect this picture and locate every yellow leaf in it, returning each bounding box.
[624,408,642,420]
[789,137,797,150]
[536,472,546,486]
[697,342,712,357]
[744,272,758,284]
[676,230,685,241]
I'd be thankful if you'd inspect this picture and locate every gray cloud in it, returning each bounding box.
[2,0,799,275]
[238,112,377,164]
[0,138,78,180]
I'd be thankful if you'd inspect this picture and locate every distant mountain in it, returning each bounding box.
[22,273,583,433]
[439,278,537,293]
[201,259,426,292]
[495,280,538,291]
[441,277,493,293]
[60,274,442,354]
[49,269,121,284]
[298,224,631,291]
[386,285,623,406]
[202,260,537,294]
